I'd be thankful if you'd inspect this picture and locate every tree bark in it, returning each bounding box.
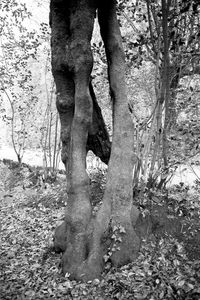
[50,2,110,168]
[50,0,97,279]
[86,0,140,271]
[51,0,140,281]
[88,81,111,164]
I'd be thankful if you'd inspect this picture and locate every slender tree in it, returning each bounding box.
[125,0,200,188]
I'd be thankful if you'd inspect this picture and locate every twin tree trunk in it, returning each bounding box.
[50,0,140,281]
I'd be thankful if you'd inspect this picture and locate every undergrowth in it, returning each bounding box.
[0,160,200,299]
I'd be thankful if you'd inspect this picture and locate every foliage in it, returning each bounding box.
[0,0,200,295]
[91,23,112,134]
[1,161,200,299]
[0,0,60,171]
[0,0,41,162]
[0,0,199,186]
[100,238,200,300]
[116,0,200,189]
[169,75,200,164]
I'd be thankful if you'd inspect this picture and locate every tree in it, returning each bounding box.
[118,0,200,189]
[0,0,63,169]
[0,0,40,163]
[51,0,140,281]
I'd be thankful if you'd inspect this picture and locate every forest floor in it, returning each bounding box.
[0,159,200,300]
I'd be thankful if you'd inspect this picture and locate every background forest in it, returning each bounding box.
[0,0,200,299]
[1,0,200,184]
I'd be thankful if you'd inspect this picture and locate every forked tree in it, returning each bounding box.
[50,0,140,281]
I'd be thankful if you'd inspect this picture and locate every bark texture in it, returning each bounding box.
[51,0,140,281]
[84,1,140,277]
[51,0,96,279]
[50,1,110,169]
[88,81,111,165]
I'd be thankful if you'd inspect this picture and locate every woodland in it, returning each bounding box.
[0,0,200,299]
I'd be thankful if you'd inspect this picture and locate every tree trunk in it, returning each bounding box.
[50,2,110,169]
[51,0,140,281]
[87,81,111,165]
[85,0,140,272]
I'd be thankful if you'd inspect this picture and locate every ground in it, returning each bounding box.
[0,159,200,299]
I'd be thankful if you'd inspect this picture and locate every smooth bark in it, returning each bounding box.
[86,0,140,271]
[51,0,140,281]
[50,2,110,170]
[51,0,96,279]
